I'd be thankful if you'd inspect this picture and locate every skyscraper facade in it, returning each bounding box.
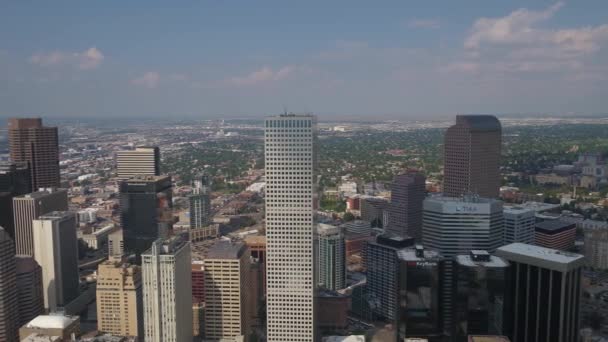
[189,173,212,229]
[32,211,80,311]
[203,241,252,340]
[317,224,346,291]
[264,114,317,341]
[115,146,160,180]
[15,255,44,328]
[503,206,536,244]
[496,243,584,342]
[13,188,68,256]
[387,171,426,240]
[0,227,19,342]
[443,115,502,198]
[422,195,504,334]
[365,234,414,321]
[8,118,61,189]
[142,237,192,342]
[454,251,509,341]
[120,175,173,261]
[0,162,31,239]
[397,245,444,342]
[96,260,143,338]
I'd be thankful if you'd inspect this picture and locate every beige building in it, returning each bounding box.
[204,241,252,341]
[96,261,143,338]
[19,314,80,341]
[115,146,160,180]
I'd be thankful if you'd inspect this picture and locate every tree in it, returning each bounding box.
[343,212,355,222]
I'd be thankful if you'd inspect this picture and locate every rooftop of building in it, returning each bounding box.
[503,205,536,215]
[425,194,501,204]
[455,253,509,268]
[37,211,74,221]
[515,201,561,212]
[455,114,501,131]
[206,240,246,259]
[322,336,365,342]
[21,334,62,342]
[535,219,576,232]
[243,235,266,246]
[14,188,66,200]
[269,112,315,118]
[317,223,342,236]
[496,243,584,272]
[468,336,511,342]
[25,314,79,329]
[123,174,170,182]
[397,245,442,261]
[143,236,188,256]
[15,255,39,273]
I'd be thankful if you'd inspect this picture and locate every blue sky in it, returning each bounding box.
[1,1,607,120]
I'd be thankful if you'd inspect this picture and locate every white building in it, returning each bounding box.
[503,206,536,244]
[142,237,192,342]
[115,146,160,180]
[264,114,316,341]
[32,212,80,311]
[338,181,357,197]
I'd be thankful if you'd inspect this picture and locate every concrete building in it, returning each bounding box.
[8,118,60,189]
[203,241,252,341]
[317,224,346,291]
[503,206,536,245]
[13,189,68,256]
[19,314,80,341]
[316,289,351,333]
[397,245,444,342]
[15,255,44,327]
[422,195,504,335]
[534,220,576,250]
[264,114,317,342]
[120,175,173,261]
[454,251,509,340]
[584,226,608,269]
[96,261,143,338]
[496,243,584,342]
[107,229,124,260]
[341,220,371,236]
[189,173,212,229]
[32,211,80,311]
[0,161,31,239]
[365,234,414,321]
[115,146,160,180]
[360,196,389,228]
[443,115,501,198]
[387,171,426,240]
[244,235,266,297]
[142,237,192,342]
[0,227,19,342]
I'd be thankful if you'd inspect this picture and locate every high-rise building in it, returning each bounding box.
[19,314,80,341]
[454,251,509,341]
[107,229,124,260]
[15,255,44,328]
[120,175,173,261]
[244,235,267,297]
[503,206,536,244]
[96,260,143,338]
[360,196,389,228]
[495,243,584,342]
[0,162,31,239]
[422,195,504,334]
[397,245,444,342]
[13,188,68,256]
[264,114,317,342]
[115,146,160,180]
[8,118,60,189]
[189,173,212,229]
[365,234,414,321]
[204,241,252,340]
[32,211,80,311]
[443,115,501,198]
[584,226,608,269]
[191,260,205,305]
[317,224,346,291]
[387,171,426,240]
[142,237,192,342]
[0,227,19,342]
[534,219,576,250]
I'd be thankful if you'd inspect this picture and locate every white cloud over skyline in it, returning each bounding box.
[29,47,104,70]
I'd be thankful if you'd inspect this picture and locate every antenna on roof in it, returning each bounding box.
[283,105,288,116]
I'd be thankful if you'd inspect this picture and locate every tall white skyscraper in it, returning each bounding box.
[265,114,317,341]
[32,211,80,311]
[142,237,192,342]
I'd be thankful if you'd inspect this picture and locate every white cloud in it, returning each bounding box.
[29,47,104,70]
[131,71,160,88]
[227,66,294,86]
[169,73,189,82]
[408,19,441,29]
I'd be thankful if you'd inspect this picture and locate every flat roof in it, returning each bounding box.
[503,206,536,215]
[535,219,576,232]
[496,243,585,272]
[455,254,509,268]
[397,247,441,261]
[206,240,246,259]
[468,336,511,342]
[14,188,66,200]
[26,314,78,329]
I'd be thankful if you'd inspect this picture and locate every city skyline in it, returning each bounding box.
[1,1,607,119]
